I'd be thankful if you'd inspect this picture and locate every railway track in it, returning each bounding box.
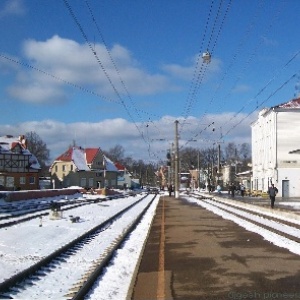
[0,191,136,229]
[185,193,300,254]
[0,193,157,299]
[0,199,95,229]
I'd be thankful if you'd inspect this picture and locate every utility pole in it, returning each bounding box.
[218,143,221,172]
[174,120,180,198]
[197,150,200,190]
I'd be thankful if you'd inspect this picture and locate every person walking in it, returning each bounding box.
[240,183,245,197]
[168,184,173,197]
[268,183,278,209]
[229,183,235,198]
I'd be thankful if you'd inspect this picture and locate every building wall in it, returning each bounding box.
[50,161,74,181]
[0,172,39,190]
[89,151,104,170]
[252,109,300,196]
[0,153,39,190]
[50,160,118,189]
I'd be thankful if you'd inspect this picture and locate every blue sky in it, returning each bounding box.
[0,0,299,163]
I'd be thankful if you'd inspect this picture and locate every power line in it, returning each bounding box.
[0,53,116,104]
[63,0,152,152]
[84,0,146,132]
[180,0,232,133]
[222,72,298,138]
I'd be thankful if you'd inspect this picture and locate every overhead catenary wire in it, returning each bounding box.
[0,42,166,161]
[222,72,298,138]
[211,0,286,123]
[83,0,169,160]
[180,0,232,134]
[195,0,265,127]
[84,0,147,133]
[86,0,170,161]
[181,2,300,159]
[179,0,215,132]
[221,49,300,132]
[63,0,157,157]
[184,0,289,150]
[178,0,232,144]
[0,53,164,122]
[0,53,116,104]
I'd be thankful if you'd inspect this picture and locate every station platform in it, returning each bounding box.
[214,192,300,214]
[130,194,300,300]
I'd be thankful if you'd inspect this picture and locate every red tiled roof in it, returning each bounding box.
[85,148,100,164]
[115,162,125,171]
[55,147,101,164]
[11,142,22,151]
[275,97,300,109]
[55,147,73,161]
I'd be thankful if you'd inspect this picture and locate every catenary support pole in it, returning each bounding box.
[174,120,179,198]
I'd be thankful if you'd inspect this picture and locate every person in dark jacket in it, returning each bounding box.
[168,184,173,197]
[229,183,235,198]
[268,183,278,208]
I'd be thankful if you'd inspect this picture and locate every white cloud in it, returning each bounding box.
[232,84,251,93]
[0,0,26,18]
[0,112,254,163]
[261,36,278,47]
[6,35,176,103]
[162,54,222,81]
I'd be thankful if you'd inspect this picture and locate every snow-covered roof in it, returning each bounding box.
[0,135,23,152]
[0,135,41,170]
[274,97,300,109]
[104,155,119,172]
[72,147,90,171]
[54,147,118,172]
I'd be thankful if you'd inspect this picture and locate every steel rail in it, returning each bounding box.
[0,193,150,296]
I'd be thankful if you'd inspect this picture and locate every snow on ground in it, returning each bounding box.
[0,192,146,282]
[1,190,300,299]
[86,195,160,300]
[183,195,300,256]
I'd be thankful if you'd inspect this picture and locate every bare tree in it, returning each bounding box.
[239,143,251,161]
[104,144,125,162]
[25,132,50,169]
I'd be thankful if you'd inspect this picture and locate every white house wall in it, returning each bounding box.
[276,112,300,197]
[277,112,300,168]
[252,109,277,191]
[278,168,300,197]
[252,109,300,197]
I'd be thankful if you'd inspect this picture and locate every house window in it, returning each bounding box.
[29,176,35,184]
[88,178,93,187]
[70,164,73,171]
[62,165,66,172]
[55,165,58,172]
[6,177,14,187]
[81,178,86,187]
[20,177,26,185]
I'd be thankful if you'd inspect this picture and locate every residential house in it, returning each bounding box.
[114,162,133,189]
[50,146,119,189]
[251,97,300,197]
[0,135,41,190]
[221,163,251,187]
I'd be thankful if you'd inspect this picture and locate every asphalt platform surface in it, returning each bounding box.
[131,193,300,300]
